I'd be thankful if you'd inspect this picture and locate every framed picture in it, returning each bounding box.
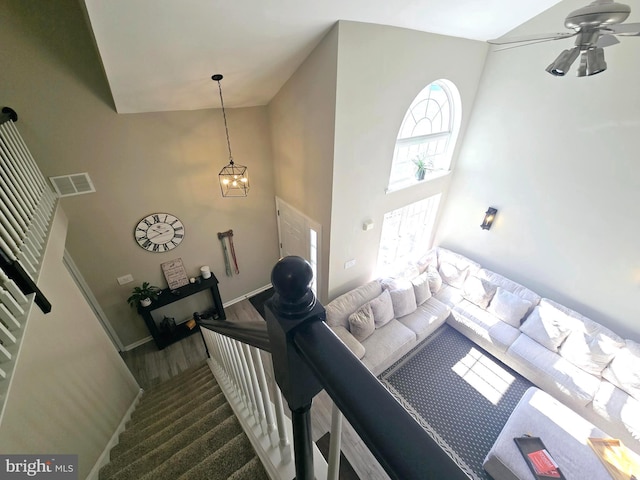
[161,258,189,290]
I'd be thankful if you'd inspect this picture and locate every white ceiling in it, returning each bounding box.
[83,0,562,114]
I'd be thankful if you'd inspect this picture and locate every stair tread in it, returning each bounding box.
[107,415,243,480]
[109,391,227,462]
[176,432,257,480]
[100,359,267,480]
[227,456,270,480]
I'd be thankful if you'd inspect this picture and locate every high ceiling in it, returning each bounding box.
[82,0,562,113]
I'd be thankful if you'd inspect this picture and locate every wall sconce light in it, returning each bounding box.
[212,74,250,197]
[480,207,498,230]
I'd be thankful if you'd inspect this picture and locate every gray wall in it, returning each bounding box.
[268,24,339,304]
[0,207,140,478]
[435,0,640,341]
[1,0,280,347]
[329,21,488,298]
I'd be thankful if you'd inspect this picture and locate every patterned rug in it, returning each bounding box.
[379,325,533,480]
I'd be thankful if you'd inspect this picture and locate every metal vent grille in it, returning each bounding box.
[49,173,96,197]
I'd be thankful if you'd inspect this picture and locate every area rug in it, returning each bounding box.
[379,325,533,480]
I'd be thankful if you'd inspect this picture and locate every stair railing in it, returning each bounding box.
[0,107,57,423]
[199,255,469,480]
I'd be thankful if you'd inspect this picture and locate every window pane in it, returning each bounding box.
[388,80,459,192]
[376,194,442,276]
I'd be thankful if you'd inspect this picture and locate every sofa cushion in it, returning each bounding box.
[559,319,625,377]
[411,272,432,306]
[325,280,383,330]
[433,284,465,307]
[397,297,450,342]
[381,278,417,318]
[477,268,541,308]
[436,247,481,275]
[462,275,497,309]
[330,326,365,359]
[520,301,575,352]
[451,300,520,353]
[361,319,416,373]
[415,249,438,274]
[439,262,470,289]
[592,381,640,446]
[425,265,443,293]
[602,339,640,402]
[348,303,375,342]
[487,287,533,328]
[368,289,394,328]
[508,334,600,406]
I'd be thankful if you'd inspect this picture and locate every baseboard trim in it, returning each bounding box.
[222,283,273,308]
[85,388,144,480]
[123,336,153,351]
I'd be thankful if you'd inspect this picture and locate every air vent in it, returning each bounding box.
[49,173,96,197]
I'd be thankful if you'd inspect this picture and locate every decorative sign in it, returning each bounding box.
[161,258,189,290]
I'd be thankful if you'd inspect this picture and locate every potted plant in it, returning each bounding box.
[127,282,160,308]
[412,154,428,181]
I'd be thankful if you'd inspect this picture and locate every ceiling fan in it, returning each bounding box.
[488,0,640,77]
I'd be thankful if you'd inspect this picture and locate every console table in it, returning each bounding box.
[137,274,225,350]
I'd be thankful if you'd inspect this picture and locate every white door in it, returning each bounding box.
[275,197,321,295]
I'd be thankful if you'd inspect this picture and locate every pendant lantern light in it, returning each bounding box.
[212,74,249,197]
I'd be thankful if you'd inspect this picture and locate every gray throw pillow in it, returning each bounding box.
[348,303,375,342]
[382,278,417,318]
[411,272,432,306]
[368,289,394,328]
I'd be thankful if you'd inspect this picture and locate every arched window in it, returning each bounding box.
[387,79,461,192]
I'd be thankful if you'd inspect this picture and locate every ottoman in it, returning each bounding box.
[483,387,612,480]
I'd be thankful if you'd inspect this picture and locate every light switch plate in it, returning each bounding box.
[117,274,134,285]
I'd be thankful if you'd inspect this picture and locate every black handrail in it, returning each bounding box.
[0,107,18,125]
[294,320,468,480]
[266,256,469,480]
[201,256,469,479]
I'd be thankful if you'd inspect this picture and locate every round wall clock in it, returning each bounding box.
[134,213,185,253]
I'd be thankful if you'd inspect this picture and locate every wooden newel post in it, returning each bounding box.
[264,256,325,480]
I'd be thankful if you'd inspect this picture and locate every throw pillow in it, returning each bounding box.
[462,276,497,309]
[425,265,443,293]
[348,303,375,342]
[602,339,640,401]
[438,262,470,289]
[381,278,417,318]
[368,289,394,328]
[560,322,625,377]
[520,303,575,352]
[411,272,432,306]
[487,287,533,327]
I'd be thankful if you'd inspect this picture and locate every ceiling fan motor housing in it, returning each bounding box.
[565,1,631,29]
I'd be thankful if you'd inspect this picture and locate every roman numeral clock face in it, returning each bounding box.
[134,213,185,253]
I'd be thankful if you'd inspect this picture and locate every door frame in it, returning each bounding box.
[275,197,322,296]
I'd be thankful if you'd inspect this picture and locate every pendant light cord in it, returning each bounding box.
[215,78,234,165]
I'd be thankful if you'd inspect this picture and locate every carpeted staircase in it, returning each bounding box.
[100,362,269,480]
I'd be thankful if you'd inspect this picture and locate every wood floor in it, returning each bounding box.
[120,299,389,480]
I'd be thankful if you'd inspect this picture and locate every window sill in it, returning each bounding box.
[385,170,451,194]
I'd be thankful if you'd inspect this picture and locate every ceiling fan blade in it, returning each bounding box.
[487,32,576,45]
[607,22,640,34]
[596,34,621,47]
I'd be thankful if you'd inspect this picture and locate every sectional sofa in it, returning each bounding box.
[324,247,640,454]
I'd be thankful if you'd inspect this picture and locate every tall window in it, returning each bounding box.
[376,194,441,276]
[387,80,461,192]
